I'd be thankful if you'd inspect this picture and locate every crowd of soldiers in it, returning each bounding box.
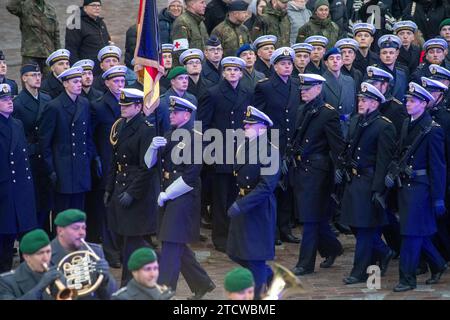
[2,0,450,300]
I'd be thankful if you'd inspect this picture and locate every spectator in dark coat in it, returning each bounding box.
[125,24,137,70]
[205,0,231,34]
[160,0,185,44]
[65,1,111,76]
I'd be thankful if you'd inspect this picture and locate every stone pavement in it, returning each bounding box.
[110,226,450,300]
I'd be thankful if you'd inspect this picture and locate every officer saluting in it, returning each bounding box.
[226,106,280,299]
[385,83,448,292]
[145,96,215,299]
[338,82,396,285]
[39,66,96,213]
[0,83,37,273]
[290,74,345,276]
[104,88,157,285]
[41,49,70,99]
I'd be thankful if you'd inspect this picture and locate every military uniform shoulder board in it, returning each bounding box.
[193,129,203,136]
[269,141,279,150]
[144,120,154,127]
[324,103,335,110]
[381,116,392,123]
[392,98,402,105]
[258,78,268,83]
[112,287,127,296]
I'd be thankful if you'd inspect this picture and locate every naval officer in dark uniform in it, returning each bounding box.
[226,106,280,299]
[40,49,71,99]
[253,35,276,78]
[145,96,215,299]
[351,23,380,75]
[92,45,122,93]
[72,59,102,102]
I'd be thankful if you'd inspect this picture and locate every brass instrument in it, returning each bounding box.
[263,263,306,300]
[54,239,104,297]
[42,263,77,300]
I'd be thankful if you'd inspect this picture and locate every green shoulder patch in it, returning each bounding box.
[381,116,392,123]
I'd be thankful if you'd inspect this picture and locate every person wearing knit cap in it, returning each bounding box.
[376,34,408,102]
[0,51,18,97]
[236,43,266,89]
[322,47,356,137]
[393,21,421,75]
[41,49,71,99]
[211,0,251,58]
[339,81,397,286]
[440,18,450,65]
[224,267,255,300]
[411,38,450,84]
[296,0,340,49]
[49,209,117,299]
[335,38,363,88]
[0,229,63,300]
[73,59,102,102]
[112,248,175,300]
[253,35,277,77]
[351,23,380,75]
[201,35,224,84]
[389,82,447,292]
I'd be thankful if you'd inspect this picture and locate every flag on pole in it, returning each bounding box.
[134,0,164,115]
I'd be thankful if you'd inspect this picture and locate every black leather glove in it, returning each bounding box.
[335,169,343,184]
[118,192,133,208]
[372,192,386,211]
[227,202,241,218]
[103,191,111,207]
[49,172,57,188]
[385,173,395,188]
[433,200,446,217]
[36,266,62,291]
[94,156,103,178]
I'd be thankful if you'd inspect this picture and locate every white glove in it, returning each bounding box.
[384,14,396,32]
[150,136,167,149]
[144,137,167,169]
[158,192,169,207]
[353,0,363,11]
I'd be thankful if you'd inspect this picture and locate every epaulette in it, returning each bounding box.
[0,270,15,277]
[381,116,392,123]
[112,287,127,296]
[432,120,441,127]
[324,103,334,110]
[269,142,279,150]
[392,97,402,105]
[193,129,203,136]
[144,120,154,127]
[258,78,268,83]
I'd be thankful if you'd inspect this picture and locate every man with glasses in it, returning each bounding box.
[65,1,111,77]
[180,49,214,100]
[12,64,53,233]
[201,36,224,84]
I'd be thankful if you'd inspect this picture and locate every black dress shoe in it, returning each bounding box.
[320,249,343,268]
[292,266,313,276]
[188,282,216,300]
[280,234,301,244]
[426,264,448,285]
[334,222,353,235]
[380,250,394,276]
[343,276,365,285]
[393,283,415,292]
[416,264,429,275]
[275,239,283,246]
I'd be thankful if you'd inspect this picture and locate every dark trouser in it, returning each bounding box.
[120,235,149,286]
[399,235,446,287]
[275,186,294,239]
[0,234,16,273]
[350,227,380,279]
[200,166,213,222]
[372,227,391,262]
[382,209,401,254]
[54,192,85,215]
[158,241,213,293]
[211,173,237,250]
[229,256,273,300]
[433,215,450,261]
[297,220,342,271]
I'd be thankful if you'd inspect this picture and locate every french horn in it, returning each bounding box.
[263,263,306,300]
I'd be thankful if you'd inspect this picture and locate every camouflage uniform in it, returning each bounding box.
[211,17,251,57]
[251,2,291,47]
[296,14,341,49]
[171,10,209,51]
[7,0,60,69]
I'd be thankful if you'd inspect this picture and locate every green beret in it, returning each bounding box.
[128,248,157,271]
[440,18,450,30]
[19,229,50,254]
[54,209,86,227]
[224,267,254,292]
[167,66,188,80]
